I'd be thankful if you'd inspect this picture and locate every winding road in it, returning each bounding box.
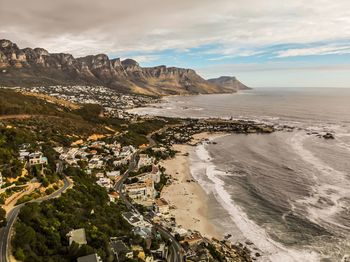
[0,176,72,262]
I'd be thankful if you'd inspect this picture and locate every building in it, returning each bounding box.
[137,154,154,169]
[154,198,169,214]
[77,253,102,262]
[119,145,135,158]
[151,243,168,259]
[124,178,155,201]
[96,177,112,189]
[122,212,144,227]
[106,170,120,181]
[150,165,161,183]
[67,228,87,246]
[110,239,133,260]
[136,165,160,184]
[181,232,203,246]
[18,150,30,161]
[28,152,48,166]
[132,226,153,240]
[108,192,120,202]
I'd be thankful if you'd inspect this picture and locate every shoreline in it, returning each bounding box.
[160,132,227,240]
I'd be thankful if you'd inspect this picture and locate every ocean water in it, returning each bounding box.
[130,87,350,261]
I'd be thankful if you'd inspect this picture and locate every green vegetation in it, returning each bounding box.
[12,167,132,262]
[154,173,168,194]
[0,206,6,227]
[143,147,176,161]
[0,88,179,261]
[0,89,69,116]
[0,126,34,178]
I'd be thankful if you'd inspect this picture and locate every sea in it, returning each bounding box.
[129,87,350,262]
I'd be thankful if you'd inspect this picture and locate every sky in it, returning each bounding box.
[1,0,350,87]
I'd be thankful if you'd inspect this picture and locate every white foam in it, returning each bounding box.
[190,141,320,262]
[288,132,350,233]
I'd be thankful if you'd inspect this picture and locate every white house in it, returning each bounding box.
[28,152,48,166]
[96,177,112,189]
[106,171,120,181]
[137,154,154,169]
[67,228,87,246]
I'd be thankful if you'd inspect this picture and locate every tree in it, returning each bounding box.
[0,207,6,227]
[14,247,25,261]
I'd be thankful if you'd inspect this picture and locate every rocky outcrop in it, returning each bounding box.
[208,76,251,92]
[0,39,247,95]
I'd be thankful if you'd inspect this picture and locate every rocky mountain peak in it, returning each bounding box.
[0,39,248,95]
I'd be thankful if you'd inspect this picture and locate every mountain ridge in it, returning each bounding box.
[0,39,249,96]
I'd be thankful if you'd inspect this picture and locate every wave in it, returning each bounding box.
[288,132,350,234]
[190,140,320,262]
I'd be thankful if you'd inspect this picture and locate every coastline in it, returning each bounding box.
[160,132,227,240]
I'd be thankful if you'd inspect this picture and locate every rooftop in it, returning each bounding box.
[110,240,131,254]
[67,228,87,246]
[77,254,102,262]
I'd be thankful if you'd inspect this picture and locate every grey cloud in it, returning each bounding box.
[1,0,350,57]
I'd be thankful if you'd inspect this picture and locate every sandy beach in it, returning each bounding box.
[161,132,226,239]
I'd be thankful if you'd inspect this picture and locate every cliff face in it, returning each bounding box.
[0,39,246,95]
[207,76,251,91]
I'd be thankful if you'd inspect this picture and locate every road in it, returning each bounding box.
[115,130,184,262]
[0,176,71,262]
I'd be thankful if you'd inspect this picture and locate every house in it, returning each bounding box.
[106,171,120,181]
[151,243,168,259]
[181,232,203,246]
[95,172,105,178]
[113,158,128,167]
[110,239,133,260]
[137,154,154,169]
[108,192,120,202]
[124,178,155,201]
[77,253,102,262]
[28,152,48,166]
[154,198,169,214]
[174,227,188,238]
[136,165,160,184]
[122,212,144,227]
[132,226,153,240]
[150,165,161,183]
[18,150,30,161]
[67,228,87,246]
[119,145,135,158]
[96,177,112,189]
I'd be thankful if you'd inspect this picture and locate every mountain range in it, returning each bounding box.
[0,39,250,96]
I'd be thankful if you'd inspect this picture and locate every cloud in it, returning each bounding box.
[1,0,350,59]
[125,55,161,63]
[275,44,350,57]
[196,62,350,78]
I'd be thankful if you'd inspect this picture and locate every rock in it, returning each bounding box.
[323,133,335,139]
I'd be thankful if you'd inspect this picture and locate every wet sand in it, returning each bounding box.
[160,133,225,239]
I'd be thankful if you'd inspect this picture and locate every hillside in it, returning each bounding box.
[207,76,251,91]
[0,39,247,96]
